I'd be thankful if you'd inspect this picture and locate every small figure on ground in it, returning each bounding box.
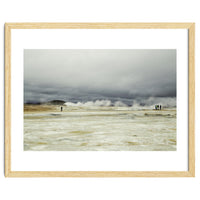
[155,105,161,110]
[61,106,63,112]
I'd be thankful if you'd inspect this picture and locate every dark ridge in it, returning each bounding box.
[46,100,66,105]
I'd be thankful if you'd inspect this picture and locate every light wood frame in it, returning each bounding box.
[5,23,195,177]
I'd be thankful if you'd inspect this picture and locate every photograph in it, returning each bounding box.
[24,49,177,151]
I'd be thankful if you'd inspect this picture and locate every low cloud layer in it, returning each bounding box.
[24,49,176,104]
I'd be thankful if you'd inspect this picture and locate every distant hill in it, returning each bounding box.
[46,100,66,105]
[24,100,66,105]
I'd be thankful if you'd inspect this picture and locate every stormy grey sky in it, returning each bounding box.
[24,49,176,104]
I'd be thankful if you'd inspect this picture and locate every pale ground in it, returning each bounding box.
[24,105,176,151]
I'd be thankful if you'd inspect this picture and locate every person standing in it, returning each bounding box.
[61,106,63,112]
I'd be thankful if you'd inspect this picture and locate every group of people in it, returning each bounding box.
[155,105,162,110]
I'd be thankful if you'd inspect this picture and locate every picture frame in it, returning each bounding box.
[5,23,195,177]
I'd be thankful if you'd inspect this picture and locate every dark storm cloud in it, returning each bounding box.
[24,49,176,103]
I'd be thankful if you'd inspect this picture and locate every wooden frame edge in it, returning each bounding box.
[5,171,194,178]
[188,23,195,177]
[4,22,195,178]
[5,22,193,29]
[5,23,12,177]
